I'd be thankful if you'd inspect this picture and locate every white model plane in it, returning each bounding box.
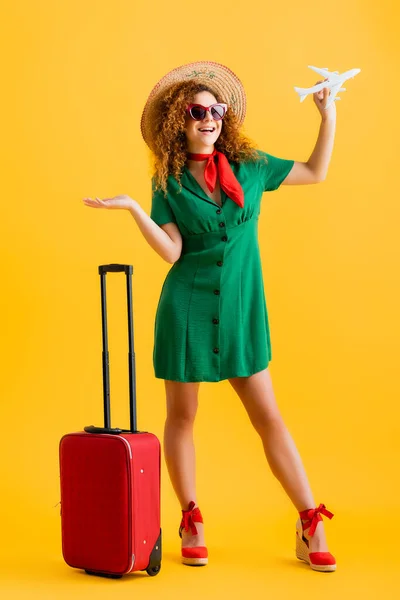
[294,66,361,109]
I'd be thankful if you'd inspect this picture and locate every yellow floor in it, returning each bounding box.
[3,510,399,600]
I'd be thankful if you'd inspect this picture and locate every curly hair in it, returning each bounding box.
[150,80,265,196]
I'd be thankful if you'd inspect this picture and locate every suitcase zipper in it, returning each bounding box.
[118,435,135,573]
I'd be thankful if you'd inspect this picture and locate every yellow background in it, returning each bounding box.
[1,0,399,597]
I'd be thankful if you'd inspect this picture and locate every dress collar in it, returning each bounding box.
[181,164,226,208]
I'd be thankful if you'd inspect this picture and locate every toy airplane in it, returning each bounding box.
[294,66,361,109]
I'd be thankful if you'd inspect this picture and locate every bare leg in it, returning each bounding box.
[163,379,205,549]
[228,368,329,553]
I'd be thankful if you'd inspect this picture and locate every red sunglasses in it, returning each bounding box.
[186,103,228,121]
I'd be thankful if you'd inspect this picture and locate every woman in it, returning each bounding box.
[83,61,337,572]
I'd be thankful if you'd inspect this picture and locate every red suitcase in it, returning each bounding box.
[59,264,161,578]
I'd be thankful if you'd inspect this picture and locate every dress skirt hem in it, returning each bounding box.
[153,361,270,383]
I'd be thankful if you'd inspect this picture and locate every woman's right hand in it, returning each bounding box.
[83,194,135,210]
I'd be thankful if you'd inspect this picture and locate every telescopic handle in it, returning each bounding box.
[84,264,137,435]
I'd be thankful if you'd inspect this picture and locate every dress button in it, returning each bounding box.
[221,235,228,242]
[212,318,219,324]
[213,347,219,354]
[219,222,225,228]
[216,209,222,214]
[217,261,223,267]
[214,289,220,295]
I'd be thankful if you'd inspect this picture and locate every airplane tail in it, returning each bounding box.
[294,86,309,102]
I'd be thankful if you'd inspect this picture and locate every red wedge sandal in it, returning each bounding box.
[296,503,336,572]
[179,501,208,566]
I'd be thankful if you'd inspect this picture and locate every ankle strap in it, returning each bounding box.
[180,501,203,537]
[299,503,334,537]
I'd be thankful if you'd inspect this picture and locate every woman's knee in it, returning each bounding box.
[164,380,199,425]
[228,368,283,429]
[253,412,286,437]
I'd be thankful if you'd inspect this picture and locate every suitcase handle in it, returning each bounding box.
[84,425,123,435]
[84,264,138,435]
[99,264,132,275]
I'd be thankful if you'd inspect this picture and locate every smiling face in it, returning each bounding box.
[184,91,223,154]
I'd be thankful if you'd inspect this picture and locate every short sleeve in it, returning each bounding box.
[257,150,294,192]
[150,177,177,226]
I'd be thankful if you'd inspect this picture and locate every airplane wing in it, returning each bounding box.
[308,66,332,79]
[325,83,342,109]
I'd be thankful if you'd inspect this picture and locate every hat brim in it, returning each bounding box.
[140,61,246,151]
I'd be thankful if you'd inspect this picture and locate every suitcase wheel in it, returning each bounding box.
[146,564,161,577]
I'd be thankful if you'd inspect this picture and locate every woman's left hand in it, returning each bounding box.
[313,78,337,121]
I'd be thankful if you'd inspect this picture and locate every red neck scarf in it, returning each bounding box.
[186,149,244,208]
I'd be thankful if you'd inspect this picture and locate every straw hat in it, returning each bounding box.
[140,61,246,151]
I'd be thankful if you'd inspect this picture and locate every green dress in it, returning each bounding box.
[150,150,294,382]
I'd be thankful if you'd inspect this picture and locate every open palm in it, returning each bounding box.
[83,194,133,210]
